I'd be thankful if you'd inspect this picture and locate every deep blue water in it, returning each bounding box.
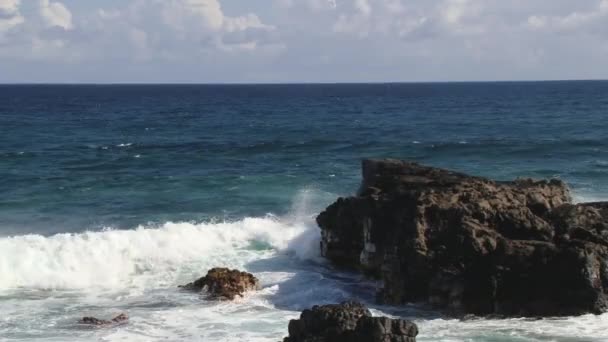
[3,82,608,342]
[1,81,608,236]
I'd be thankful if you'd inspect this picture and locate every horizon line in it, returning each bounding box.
[1,79,607,86]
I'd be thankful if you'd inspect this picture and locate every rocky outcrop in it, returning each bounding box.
[283,301,418,342]
[180,268,260,300]
[79,313,128,326]
[317,159,608,317]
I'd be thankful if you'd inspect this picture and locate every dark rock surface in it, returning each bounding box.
[283,301,418,342]
[79,313,128,326]
[180,268,260,300]
[317,159,608,317]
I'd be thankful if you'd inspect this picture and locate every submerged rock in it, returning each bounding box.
[283,301,418,342]
[180,268,260,300]
[79,313,128,326]
[317,159,608,317]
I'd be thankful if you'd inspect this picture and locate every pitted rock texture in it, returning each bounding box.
[317,159,608,316]
[180,268,260,300]
[283,301,418,342]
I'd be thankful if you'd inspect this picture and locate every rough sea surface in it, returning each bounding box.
[1,82,608,341]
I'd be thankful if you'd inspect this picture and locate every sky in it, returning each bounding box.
[0,0,607,83]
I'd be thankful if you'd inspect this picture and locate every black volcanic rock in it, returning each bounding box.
[317,159,608,317]
[283,301,418,342]
[180,268,260,300]
[79,313,128,326]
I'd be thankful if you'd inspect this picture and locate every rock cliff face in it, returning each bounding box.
[317,159,608,316]
[180,268,260,300]
[283,301,418,342]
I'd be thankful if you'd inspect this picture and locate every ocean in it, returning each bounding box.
[1,82,608,341]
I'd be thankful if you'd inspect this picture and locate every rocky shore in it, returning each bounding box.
[317,159,608,317]
[76,159,608,339]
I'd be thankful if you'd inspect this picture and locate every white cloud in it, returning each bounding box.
[275,0,336,11]
[0,0,19,16]
[160,0,224,32]
[39,0,73,30]
[440,0,467,24]
[526,0,608,32]
[0,0,73,37]
[224,13,273,33]
[333,0,431,38]
[124,0,275,48]
[29,0,277,65]
[0,0,74,60]
[0,0,24,34]
[355,0,372,16]
[308,0,337,11]
[527,15,546,29]
[437,0,485,35]
[0,0,275,58]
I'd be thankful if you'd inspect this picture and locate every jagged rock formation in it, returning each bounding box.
[317,159,608,316]
[180,268,260,300]
[283,301,418,342]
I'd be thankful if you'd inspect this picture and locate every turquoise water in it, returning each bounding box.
[1,82,608,341]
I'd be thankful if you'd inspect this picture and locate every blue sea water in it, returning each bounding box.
[1,82,608,341]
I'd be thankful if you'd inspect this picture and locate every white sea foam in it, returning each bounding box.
[572,193,608,204]
[416,314,608,341]
[0,216,319,291]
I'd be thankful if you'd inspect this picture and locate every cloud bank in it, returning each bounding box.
[0,0,607,82]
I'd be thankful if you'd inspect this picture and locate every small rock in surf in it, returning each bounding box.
[180,267,260,300]
[283,301,418,342]
[79,313,128,326]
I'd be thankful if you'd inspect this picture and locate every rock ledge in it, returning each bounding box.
[317,159,608,316]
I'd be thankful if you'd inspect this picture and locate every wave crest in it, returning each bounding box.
[0,215,320,291]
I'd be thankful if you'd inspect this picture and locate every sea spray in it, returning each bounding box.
[0,188,328,291]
